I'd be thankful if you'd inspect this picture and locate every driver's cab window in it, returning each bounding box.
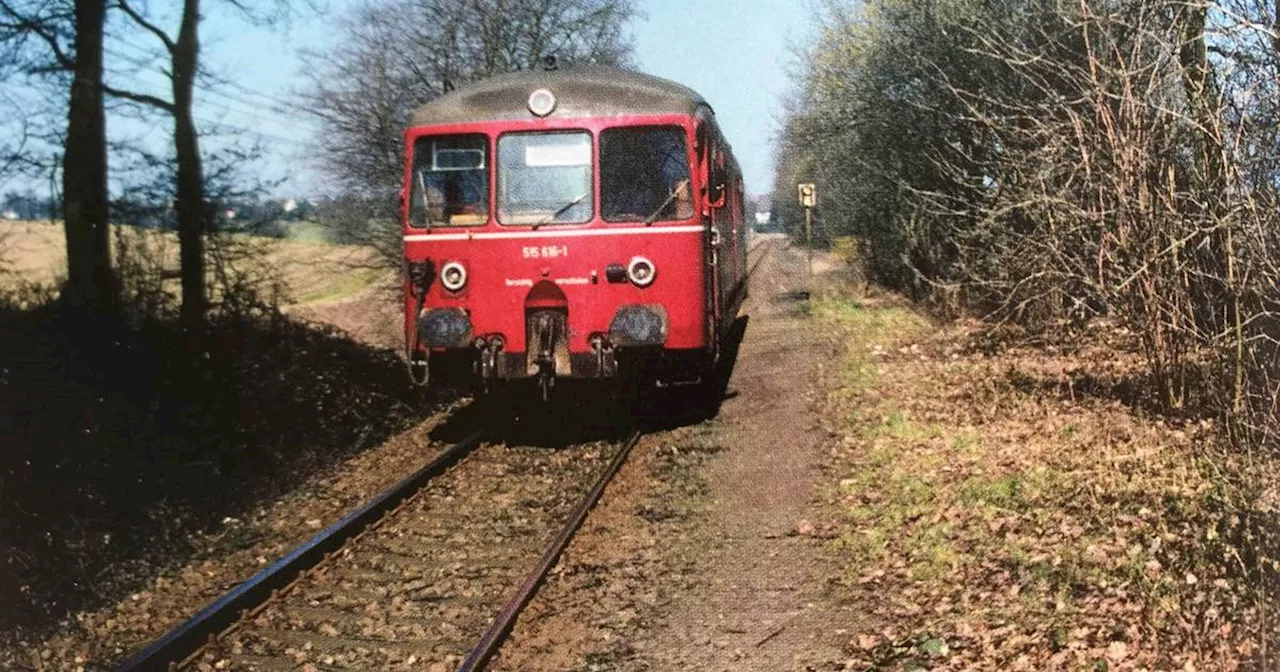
[497,131,593,226]
[409,135,489,227]
[600,126,693,223]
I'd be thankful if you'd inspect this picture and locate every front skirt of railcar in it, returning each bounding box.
[409,292,704,401]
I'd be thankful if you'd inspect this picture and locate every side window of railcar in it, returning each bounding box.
[410,135,489,227]
[497,132,593,226]
[600,127,694,223]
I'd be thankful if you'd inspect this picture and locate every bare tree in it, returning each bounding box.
[0,97,34,188]
[0,0,114,313]
[783,0,1280,492]
[301,0,638,251]
[105,0,304,330]
[63,0,111,313]
[777,0,1280,640]
[105,0,209,329]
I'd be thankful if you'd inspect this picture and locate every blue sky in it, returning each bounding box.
[7,1,811,199]
[629,0,811,195]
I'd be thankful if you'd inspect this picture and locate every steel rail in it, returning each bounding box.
[456,430,643,671]
[747,238,776,279]
[115,430,485,672]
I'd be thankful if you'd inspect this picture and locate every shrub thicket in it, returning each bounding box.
[781,0,1280,423]
[779,0,1280,631]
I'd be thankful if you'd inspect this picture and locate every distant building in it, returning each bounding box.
[224,209,237,221]
[281,199,298,213]
[755,212,771,225]
[1,210,17,221]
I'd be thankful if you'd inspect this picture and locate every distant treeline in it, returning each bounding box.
[1,191,328,235]
[1,192,58,221]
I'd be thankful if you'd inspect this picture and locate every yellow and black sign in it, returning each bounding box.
[797,183,816,208]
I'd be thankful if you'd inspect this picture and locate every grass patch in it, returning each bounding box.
[0,220,381,310]
[869,410,943,441]
[297,267,384,304]
[806,285,932,395]
[282,220,333,243]
[957,474,1024,509]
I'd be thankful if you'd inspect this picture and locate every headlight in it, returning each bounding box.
[627,256,656,287]
[528,88,557,117]
[441,261,467,291]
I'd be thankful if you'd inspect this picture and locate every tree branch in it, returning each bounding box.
[103,84,175,113]
[0,0,74,70]
[114,0,176,53]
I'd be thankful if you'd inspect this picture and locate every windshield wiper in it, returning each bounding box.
[643,179,690,226]
[533,192,589,229]
[417,171,432,230]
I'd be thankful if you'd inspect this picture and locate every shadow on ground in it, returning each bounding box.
[0,304,438,639]
[430,316,751,448]
[1000,355,1218,423]
[954,320,1224,423]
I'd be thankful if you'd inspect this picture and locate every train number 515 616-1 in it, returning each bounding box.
[522,245,568,259]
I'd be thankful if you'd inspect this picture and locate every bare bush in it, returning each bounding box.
[782,0,1280,648]
[784,0,1280,410]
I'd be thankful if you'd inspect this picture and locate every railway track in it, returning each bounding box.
[117,429,641,672]
[746,236,776,278]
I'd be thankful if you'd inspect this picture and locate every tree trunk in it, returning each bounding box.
[1176,0,1222,189]
[173,0,206,331]
[62,0,113,315]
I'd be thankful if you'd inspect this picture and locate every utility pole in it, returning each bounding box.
[798,183,816,277]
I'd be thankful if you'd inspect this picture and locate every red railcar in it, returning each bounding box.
[401,66,747,398]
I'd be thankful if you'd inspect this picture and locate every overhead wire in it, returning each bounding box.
[110,38,331,122]
[100,35,332,195]
[102,42,322,146]
[111,37,348,127]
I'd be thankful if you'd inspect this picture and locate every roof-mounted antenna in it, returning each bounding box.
[542,55,559,71]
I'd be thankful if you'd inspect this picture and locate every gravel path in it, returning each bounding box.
[634,243,846,670]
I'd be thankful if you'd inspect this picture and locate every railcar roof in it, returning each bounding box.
[408,67,712,127]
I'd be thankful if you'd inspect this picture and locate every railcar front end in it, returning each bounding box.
[401,69,745,399]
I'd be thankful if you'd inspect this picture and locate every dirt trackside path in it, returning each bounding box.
[631,241,848,669]
[493,239,849,671]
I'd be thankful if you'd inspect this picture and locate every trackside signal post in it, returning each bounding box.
[798,183,816,277]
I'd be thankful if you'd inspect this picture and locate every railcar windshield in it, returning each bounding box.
[497,132,593,226]
[600,126,693,223]
[409,135,489,227]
